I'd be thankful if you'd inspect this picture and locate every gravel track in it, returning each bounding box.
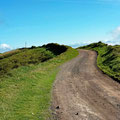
[52,49,120,120]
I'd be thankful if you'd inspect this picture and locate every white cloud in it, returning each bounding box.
[0,44,11,49]
[0,44,12,53]
[103,27,120,45]
[111,26,120,39]
[68,41,92,48]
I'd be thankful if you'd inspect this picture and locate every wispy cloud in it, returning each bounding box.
[68,41,92,48]
[104,26,120,45]
[111,26,120,39]
[0,44,12,53]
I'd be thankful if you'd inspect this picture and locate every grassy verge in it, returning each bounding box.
[78,42,120,82]
[0,47,78,120]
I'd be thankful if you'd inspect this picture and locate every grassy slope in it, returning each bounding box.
[0,47,78,120]
[0,43,67,76]
[0,48,55,76]
[0,49,22,60]
[78,42,120,81]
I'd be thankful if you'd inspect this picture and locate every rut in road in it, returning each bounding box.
[52,49,120,120]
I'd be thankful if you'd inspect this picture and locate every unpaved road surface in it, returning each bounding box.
[52,50,120,120]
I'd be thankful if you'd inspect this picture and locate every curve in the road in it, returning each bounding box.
[52,49,120,120]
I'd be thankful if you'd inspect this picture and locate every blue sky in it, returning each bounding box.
[0,0,120,52]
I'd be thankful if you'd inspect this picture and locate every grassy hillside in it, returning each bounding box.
[0,49,22,60]
[0,44,78,120]
[0,43,67,76]
[78,42,120,82]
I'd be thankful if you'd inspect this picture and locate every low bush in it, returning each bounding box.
[42,43,67,55]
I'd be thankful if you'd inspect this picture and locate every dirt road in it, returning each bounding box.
[52,50,120,120]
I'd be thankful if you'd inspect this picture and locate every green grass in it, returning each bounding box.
[0,49,21,60]
[0,43,67,76]
[0,47,78,120]
[78,42,120,81]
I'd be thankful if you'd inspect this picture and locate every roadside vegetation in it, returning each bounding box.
[78,42,120,82]
[0,43,78,120]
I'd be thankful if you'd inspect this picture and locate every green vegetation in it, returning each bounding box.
[78,42,120,81]
[0,45,78,120]
[0,49,22,60]
[0,43,67,76]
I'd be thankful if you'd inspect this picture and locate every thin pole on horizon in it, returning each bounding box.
[25,42,27,48]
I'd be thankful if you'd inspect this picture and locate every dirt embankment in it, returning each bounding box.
[52,50,120,120]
